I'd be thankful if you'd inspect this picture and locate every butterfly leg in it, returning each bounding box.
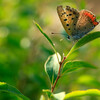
[67,35,70,40]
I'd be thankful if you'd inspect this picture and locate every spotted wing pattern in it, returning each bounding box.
[57,6,79,36]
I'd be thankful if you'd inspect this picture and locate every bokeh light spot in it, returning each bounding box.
[20,37,31,49]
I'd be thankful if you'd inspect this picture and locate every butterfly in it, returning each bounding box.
[57,5,99,40]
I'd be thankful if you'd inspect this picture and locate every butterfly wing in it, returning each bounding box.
[57,6,79,36]
[73,10,99,40]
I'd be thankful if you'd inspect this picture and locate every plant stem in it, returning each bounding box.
[51,46,74,92]
[51,56,66,92]
[51,43,75,92]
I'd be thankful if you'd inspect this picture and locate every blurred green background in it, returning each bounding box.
[0,0,100,100]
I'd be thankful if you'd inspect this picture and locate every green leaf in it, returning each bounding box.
[71,32,100,53]
[44,53,61,84]
[43,89,53,98]
[62,61,96,75]
[66,32,100,58]
[53,92,65,100]
[0,82,30,100]
[64,89,100,99]
[33,20,57,54]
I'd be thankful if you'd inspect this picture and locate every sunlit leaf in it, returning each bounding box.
[0,82,30,100]
[65,32,100,59]
[44,53,61,84]
[70,32,100,54]
[62,61,96,75]
[53,92,65,100]
[64,89,100,99]
[40,95,45,100]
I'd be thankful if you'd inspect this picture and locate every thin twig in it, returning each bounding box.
[51,56,66,92]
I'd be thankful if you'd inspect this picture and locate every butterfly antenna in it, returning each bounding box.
[51,32,61,34]
[51,32,67,35]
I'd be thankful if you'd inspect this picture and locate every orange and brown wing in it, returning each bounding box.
[76,10,99,36]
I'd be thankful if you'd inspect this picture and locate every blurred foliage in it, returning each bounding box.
[0,0,100,100]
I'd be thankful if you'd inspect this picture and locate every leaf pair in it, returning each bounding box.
[45,53,96,85]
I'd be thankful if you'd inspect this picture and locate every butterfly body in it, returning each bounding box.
[57,6,99,40]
